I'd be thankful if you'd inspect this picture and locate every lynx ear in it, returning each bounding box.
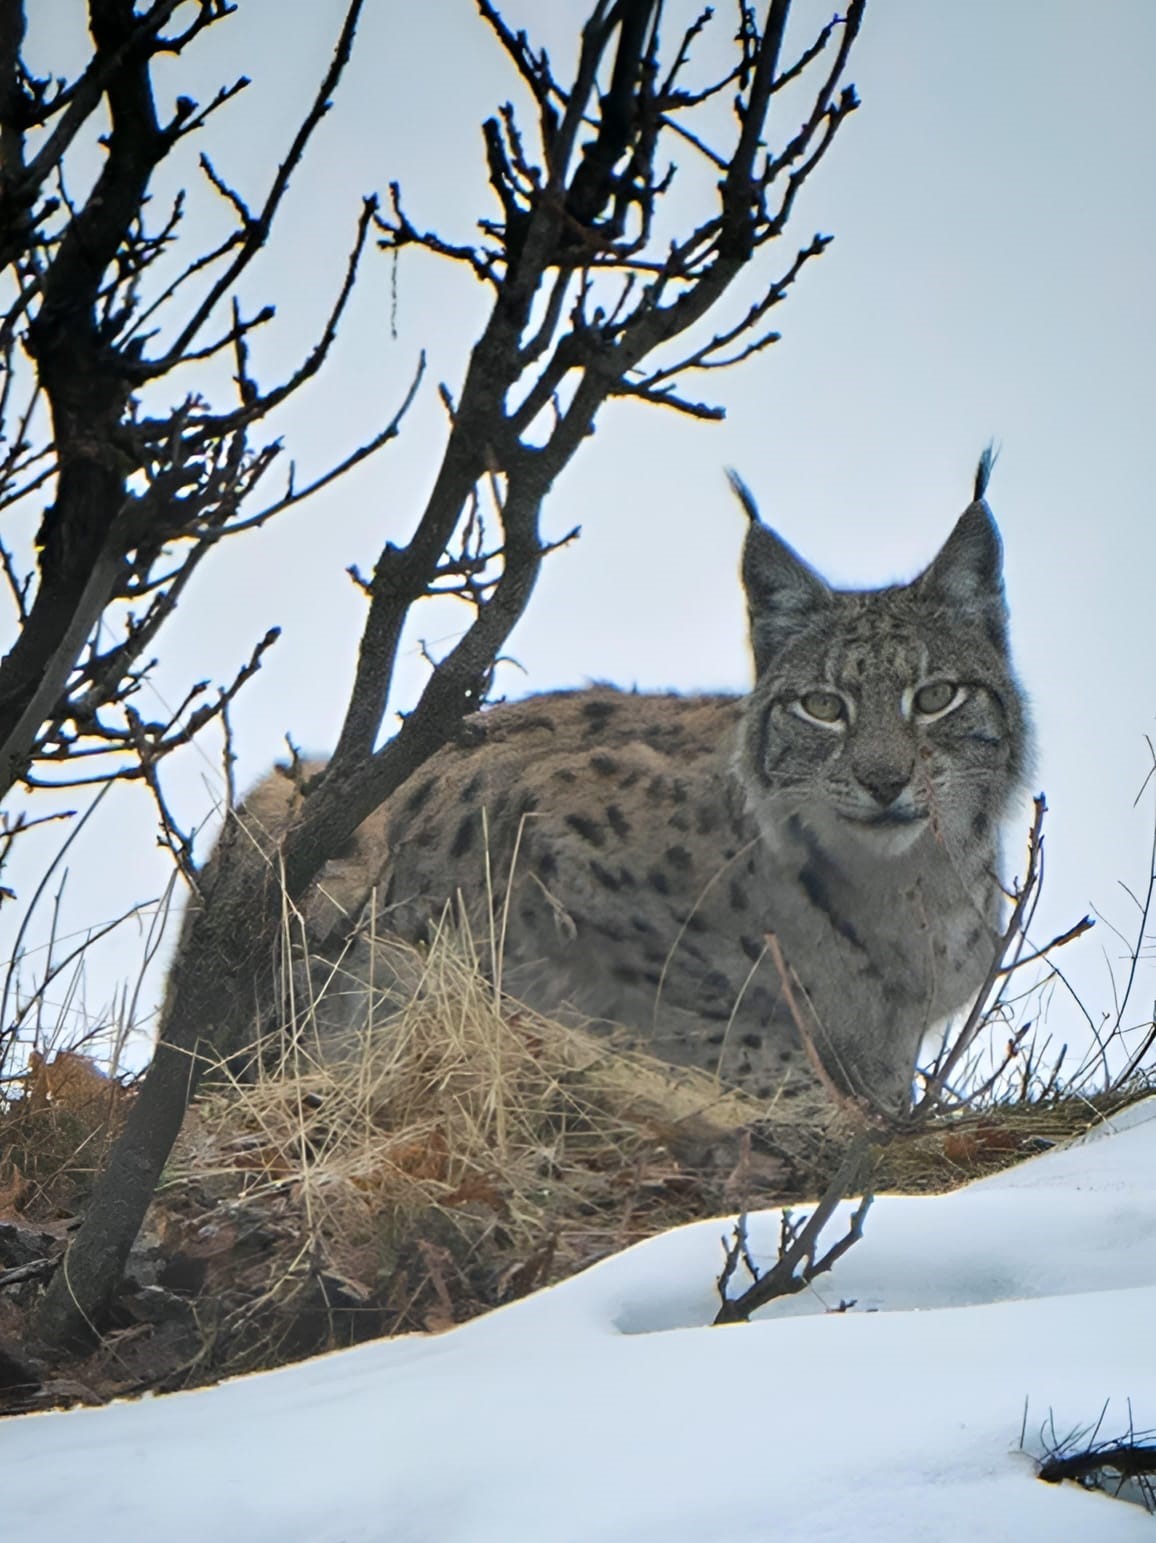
[917,500,1009,647]
[730,472,830,678]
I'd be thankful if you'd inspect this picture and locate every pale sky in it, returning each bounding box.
[5,0,1154,1074]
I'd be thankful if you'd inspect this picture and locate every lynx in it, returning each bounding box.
[245,454,1029,1112]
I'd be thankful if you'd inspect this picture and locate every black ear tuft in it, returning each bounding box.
[973,441,1000,502]
[726,468,761,525]
[734,474,831,678]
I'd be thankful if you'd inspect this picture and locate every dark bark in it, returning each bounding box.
[0,0,168,783]
[0,0,376,801]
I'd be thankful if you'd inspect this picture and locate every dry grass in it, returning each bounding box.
[873,1088,1151,1193]
[0,1050,129,1219]
[3,897,1151,1405]
[147,908,1150,1381]
[162,912,812,1358]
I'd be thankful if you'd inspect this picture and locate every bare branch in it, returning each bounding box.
[714,1131,874,1323]
[147,0,366,370]
[220,357,425,537]
[912,797,1050,1118]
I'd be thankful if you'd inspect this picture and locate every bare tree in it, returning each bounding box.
[0,0,409,820]
[30,0,866,1345]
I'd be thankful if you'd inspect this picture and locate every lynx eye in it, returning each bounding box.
[797,689,845,724]
[913,680,959,717]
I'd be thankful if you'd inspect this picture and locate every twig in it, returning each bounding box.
[911,796,1049,1117]
[764,931,865,1113]
[714,1130,874,1323]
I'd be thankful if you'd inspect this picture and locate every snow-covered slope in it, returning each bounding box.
[7,1100,1155,1542]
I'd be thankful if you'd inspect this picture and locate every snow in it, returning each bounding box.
[7,1099,1156,1542]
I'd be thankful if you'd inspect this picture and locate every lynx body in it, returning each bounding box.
[249,459,1030,1111]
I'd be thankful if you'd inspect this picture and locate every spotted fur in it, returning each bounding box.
[240,459,1030,1111]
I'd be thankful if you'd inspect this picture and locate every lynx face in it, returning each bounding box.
[734,486,1030,871]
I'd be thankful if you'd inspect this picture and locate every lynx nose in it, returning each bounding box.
[855,768,909,808]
